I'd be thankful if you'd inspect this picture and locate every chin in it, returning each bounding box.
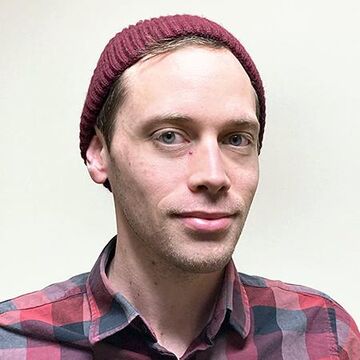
[176,258,231,274]
[166,248,234,274]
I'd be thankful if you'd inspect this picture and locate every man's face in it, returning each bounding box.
[104,46,259,274]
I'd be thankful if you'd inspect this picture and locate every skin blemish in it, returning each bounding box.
[151,260,156,266]
[188,150,193,155]
[154,281,158,286]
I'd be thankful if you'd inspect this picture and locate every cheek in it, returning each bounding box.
[114,154,186,204]
[233,162,259,199]
[138,149,190,182]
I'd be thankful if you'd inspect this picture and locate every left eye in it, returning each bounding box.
[157,131,185,145]
[224,134,249,147]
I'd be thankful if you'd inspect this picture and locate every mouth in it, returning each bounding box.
[175,211,235,233]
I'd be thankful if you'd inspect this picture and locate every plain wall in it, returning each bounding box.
[1,0,359,325]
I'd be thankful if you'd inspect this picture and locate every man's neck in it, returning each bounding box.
[107,236,225,358]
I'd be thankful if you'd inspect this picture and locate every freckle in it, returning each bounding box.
[151,260,156,266]
[137,292,140,297]
[154,281,158,286]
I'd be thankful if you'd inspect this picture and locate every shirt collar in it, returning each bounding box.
[86,236,139,344]
[205,258,251,341]
[225,259,251,338]
[86,236,251,344]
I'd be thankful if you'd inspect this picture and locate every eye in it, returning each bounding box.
[223,134,250,147]
[156,131,186,145]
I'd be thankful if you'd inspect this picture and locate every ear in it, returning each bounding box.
[86,130,109,184]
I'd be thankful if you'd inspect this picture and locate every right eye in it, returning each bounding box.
[155,130,186,145]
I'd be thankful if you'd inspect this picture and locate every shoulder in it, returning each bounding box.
[0,272,89,314]
[239,272,360,357]
[239,271,334,300]
[0,272,90,347]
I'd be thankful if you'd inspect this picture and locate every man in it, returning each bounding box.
[0,14,359,359]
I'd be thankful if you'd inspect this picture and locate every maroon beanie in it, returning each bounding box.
[80,14,266,163]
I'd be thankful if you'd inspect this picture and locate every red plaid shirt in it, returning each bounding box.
[1,236,359,359]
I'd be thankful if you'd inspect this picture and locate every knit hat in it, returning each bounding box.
[80,14,266,165]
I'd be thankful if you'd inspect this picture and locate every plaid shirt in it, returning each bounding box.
[1,237,359,359]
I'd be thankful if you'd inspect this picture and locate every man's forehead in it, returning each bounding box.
[122,45,253,97]
[118,46,258,123]
[126,45,237,75]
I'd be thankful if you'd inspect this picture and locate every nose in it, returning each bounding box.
[187,140,231,196]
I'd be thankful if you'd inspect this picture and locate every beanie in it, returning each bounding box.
[80,14,266,166]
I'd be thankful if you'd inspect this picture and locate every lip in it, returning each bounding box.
[176,212,234,233]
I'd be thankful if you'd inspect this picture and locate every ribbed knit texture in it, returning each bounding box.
[80,14,266,163]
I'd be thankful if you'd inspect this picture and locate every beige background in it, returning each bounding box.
[1,0,359,325]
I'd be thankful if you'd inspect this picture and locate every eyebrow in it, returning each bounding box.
[223,116,260,132]
[141,112,260,132]
[144,112,193,125]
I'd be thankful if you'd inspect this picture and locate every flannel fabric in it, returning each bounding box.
[1,237,359,359]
